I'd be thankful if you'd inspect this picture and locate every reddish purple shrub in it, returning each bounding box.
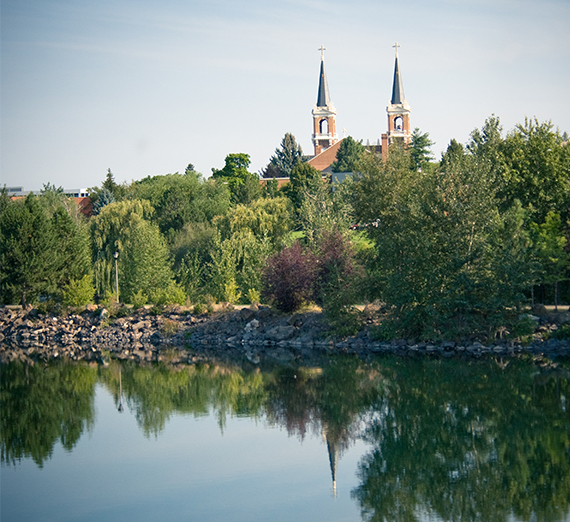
[262,242,317,313]
[314,231,358,306]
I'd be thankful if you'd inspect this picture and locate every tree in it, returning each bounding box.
[268,133,303,178]
[530,211,570,310]
[283,162,323,214]
[262,242,317,313]
[0,194,90,306]
[500,118,570,223]
[129,170,231,238]
[408,128,434,171]
[90,200,178,303]
[353,146,531,339]
[91,187,115,215]
[212,153,261,205]
[331,136,366,173]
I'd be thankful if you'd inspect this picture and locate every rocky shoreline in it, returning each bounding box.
[1,304,570,367]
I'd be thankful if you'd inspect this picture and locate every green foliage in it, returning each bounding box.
[211,153,262,205]
[500,118,570,222]
[215,196,293,247]
[0,194,90,306]
[61,275,96,307]
[129,170,231,238]
[530,211,570,308]
[408,127,434,171]
[297,173,353,242]
[149,281,186,306]
[90,200,177,304]
[282,162,323,213]
[551,322,570,340]
[353,145,532,339]
[331,136,366,173]
[130,289,149,309]
[268,132,303,177]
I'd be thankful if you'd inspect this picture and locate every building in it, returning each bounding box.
[5,186,93,216]
[308,42,412,172]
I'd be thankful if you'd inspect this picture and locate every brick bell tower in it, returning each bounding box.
[312,45,339,156]
[382,42,411,160]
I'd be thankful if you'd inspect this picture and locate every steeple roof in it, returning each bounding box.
[316,47,331,107]
[390,44,405,105]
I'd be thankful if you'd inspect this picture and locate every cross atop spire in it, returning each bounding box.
[318,44,327,60]
[392,41,400,57]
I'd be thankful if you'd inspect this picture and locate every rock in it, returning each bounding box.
[239,308,255,322]
[244,319,259,332]
[266,325,296,342]
[532,304,548,316]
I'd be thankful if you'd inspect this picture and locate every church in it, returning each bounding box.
[307,42,412,174]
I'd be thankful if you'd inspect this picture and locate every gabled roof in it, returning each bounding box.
[316,58,331,107]
[390,53,405,105]
[308,139,344,173]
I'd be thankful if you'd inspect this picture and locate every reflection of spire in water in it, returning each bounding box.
[322,429,338,497]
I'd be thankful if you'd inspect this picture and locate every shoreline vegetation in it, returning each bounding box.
[1,303,569,369]
[2,118,570,345]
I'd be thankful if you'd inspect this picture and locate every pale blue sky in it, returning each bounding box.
[2,0,569,191]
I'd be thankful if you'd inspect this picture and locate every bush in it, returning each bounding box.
[61,275,96,307]
[131,290,148,309]
[262,242,316,313]
[149,282,186,306]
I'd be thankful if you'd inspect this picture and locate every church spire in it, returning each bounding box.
[311,45,338,156]
[316,45,331,107]
[390,42,405,105]
[381,42,412,160]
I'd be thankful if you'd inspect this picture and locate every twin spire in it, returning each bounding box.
[313,42,411,159]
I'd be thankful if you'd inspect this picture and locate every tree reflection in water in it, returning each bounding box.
[0,360,97,467]
[351,358,570,522]
[1,355,569,521]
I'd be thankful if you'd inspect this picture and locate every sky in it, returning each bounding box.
[1,0,569,192]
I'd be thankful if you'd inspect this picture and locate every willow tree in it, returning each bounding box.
[90,200,177,303]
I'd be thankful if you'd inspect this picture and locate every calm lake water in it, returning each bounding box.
[1,355,569,522]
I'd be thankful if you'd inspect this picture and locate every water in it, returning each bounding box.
[1,356,569,521]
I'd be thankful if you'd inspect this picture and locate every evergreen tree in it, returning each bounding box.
[331,136,365,173]
[268,133,303,178]
[408,128,434,171]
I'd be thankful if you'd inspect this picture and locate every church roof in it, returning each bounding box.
[308,138,343,173]
[316,57,331,107]
[390,52,405,105]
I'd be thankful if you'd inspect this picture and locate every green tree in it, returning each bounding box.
[0,195,90,306]
[530,211,570,310]
[408,127,434,171]
[212,153,261,205]
[282,162,323,214]
[353,146,531,339]
[129,170,231,238]
[268,133,303,177]
[500,118,570,223]
[331,136,366,173]
[91,200,178,303]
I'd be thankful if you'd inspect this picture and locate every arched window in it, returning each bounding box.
[394,116,403,131]
[319,119,329,134]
